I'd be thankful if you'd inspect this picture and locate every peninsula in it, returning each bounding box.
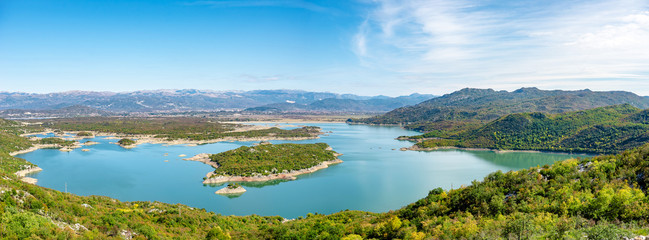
[192,143,342,184]
[32,117,323,148]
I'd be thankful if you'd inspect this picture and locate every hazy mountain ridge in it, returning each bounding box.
[245,93,435,113]
[0,90,434,113]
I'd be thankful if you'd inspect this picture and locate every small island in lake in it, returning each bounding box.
[117,138,137,149]
[76,131,94,137]
[215,183,246,195]
[197,143,342,184]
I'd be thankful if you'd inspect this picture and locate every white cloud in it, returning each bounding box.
[355,0,649,95]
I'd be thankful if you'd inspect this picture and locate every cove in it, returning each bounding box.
[17,123,588,219]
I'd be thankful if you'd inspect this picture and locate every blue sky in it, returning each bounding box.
[1,0,649,96]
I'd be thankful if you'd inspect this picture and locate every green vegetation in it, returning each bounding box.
[404,120,483,138]
[209,143,337,177]
[41,117,234,135]
[156,126,320,141]
[37,137,77,147]
[227,183,242,189]
[412,104,649,154]
[117,138,136,146]
[2,116,649,238]
[255,142,649,239]
[38,117,320,141]
[76,131,93,137]
[351,87,649,133]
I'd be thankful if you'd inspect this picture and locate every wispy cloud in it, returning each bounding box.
[184,0,330,13]
[355,0,649,94]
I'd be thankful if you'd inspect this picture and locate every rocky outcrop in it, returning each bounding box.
[214,186,246,195]
[183,153,219,168]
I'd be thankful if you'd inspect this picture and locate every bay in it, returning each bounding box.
[19,123,588,218]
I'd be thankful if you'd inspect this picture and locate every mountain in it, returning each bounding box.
[412,104,649,154]
[0,90,434,113]
[351,87,649,129]
[244,93,435,113]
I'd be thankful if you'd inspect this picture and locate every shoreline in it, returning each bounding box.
[119,135,321,149]
[223,120,345,124]
[404,145,594,155]
[14,166,43,184]
[202,158,343,184]
[27,129,321,149]
[9,144,65,156]
[215,186,247,195]
[182,153,219,169]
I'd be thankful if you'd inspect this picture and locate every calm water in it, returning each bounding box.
[19,123,588,218]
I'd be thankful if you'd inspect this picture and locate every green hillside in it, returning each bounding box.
[413,104,649,154]
[350,88,649,132]
[2,117,649,239]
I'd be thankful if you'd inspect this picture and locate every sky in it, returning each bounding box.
[1,0,649,96]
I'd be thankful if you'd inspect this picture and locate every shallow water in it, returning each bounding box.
[19,123,588,218]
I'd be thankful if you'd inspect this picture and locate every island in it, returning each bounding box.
[117,138,137,149]
[187,143,342,184]
[214,183,247,195]
[76,131,94,137]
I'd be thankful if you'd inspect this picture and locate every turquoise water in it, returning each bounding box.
[19,123,588,218]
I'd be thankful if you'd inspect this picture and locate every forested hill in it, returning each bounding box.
[413,104,649,154]
[350,87,649,128]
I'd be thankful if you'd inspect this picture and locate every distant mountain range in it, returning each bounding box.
[351,87,649,128]
[244,93,434,113]
[0,89,435,116]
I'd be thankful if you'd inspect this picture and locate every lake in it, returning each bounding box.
[19,123,588,218]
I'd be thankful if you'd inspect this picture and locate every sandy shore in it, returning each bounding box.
[114,143,137,149]
[10,144,60,156]
[29,125,320,150]
[83,141,100,146]
[224,120,343,124]
[106,135,320,149]
[215,186,247,195]
[202,158,343,184]
[15,166,43,184]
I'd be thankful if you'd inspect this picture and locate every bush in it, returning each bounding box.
[117,138,136,146]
